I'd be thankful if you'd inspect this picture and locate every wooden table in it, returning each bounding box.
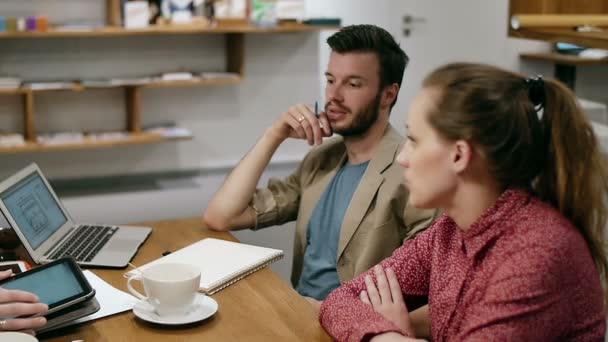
[38,217,330,342]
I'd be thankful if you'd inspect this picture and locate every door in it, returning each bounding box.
[306,0,547,129]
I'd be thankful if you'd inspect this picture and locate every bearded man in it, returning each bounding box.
[203,24,437,305]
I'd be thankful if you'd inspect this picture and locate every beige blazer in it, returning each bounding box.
[251,125,438,287]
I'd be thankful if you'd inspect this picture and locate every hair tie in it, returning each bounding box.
[525,76,545,110]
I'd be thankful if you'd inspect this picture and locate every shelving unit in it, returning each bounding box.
[508,0,608,48]
[511,28,608,50]
[508,0,608,89]
[0,1,338,154]
[0,22,336,39]
[0,132,190,155]
[520,52,608,65]
[519,52,608,89]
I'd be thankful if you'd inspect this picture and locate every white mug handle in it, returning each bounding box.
[127,274,148,300]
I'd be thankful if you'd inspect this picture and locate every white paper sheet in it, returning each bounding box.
[72,271,138,325]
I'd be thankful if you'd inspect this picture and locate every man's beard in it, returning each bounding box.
[330,91,382,137]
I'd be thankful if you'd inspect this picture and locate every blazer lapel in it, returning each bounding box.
[337,125,403,260]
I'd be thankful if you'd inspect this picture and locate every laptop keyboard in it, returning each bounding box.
[49,225,119,262]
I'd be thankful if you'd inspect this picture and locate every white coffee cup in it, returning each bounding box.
[0,332,39,342]
[127,262,201,317]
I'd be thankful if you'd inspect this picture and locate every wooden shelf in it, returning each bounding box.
[25,85,84,93]
[0,132,192,154]
[0,23,339,39]
[140,77,243,88]
[0,88,25,95]
[510,27,608,50]
[13,77,243,93]
[520,52,608,65]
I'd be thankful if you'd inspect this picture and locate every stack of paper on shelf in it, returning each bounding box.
[0,133,25,147]
[199,72,240,80]
[23,80,77,90]
[0,77,22,90]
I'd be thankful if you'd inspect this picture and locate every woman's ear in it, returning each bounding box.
[452,140,473,173]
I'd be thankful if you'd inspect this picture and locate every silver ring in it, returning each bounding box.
[297,116,305,123]
[0,319,7,330]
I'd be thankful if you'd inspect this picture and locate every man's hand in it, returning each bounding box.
[304,296,322,314]
[268,104,332,146]
[360,266,413,336]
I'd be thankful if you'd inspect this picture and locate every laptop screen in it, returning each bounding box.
[1,171,68,249]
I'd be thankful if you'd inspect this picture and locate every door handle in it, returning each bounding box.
[402,14,426,37]
[403,15,426,24]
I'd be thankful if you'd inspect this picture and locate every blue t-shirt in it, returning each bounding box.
[296,161,369,300]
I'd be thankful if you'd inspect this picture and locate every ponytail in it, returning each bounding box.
[534,80,608,290]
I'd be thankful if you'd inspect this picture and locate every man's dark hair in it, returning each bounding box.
[327,24,409,109]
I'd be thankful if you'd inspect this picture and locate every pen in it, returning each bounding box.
[315,101,325,130]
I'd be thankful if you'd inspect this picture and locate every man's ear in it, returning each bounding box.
[381,84,399,108]
[452,140,473,173]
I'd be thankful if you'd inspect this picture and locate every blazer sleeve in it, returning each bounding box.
[403,201,439,242]
[249,161,303,230]
[319,224,436,342]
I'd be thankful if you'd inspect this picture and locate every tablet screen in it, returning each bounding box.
[1,261,85,308]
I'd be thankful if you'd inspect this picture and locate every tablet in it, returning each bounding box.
[0,260,28,274]
[0,256,95,316]
[37,297,101,335]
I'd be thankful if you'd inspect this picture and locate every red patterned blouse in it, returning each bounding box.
[320,189,606,341]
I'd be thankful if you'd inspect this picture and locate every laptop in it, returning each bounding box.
[0,163,151,268]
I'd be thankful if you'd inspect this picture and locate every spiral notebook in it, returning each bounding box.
[125,238,284,295]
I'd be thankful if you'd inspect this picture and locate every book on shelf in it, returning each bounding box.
[0,133,25,147]
[80,79,118,88]
[53,21,104,32]
[160,71,195,81]
[37,132,84,145]
[23,80,77,90]
[81,77,152,87]
[36,131,132,145]
[125,238,284,295]
[199,71,240,80]
[0,77,22,90]
[145,126,192,138]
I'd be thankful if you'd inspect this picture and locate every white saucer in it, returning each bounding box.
[132,293,218,325]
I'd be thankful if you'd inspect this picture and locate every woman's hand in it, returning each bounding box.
[0,270,13,282]
[360,265,413,336]
[0,270,48,333]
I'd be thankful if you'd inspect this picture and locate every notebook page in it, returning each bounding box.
[125,238,283,294]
